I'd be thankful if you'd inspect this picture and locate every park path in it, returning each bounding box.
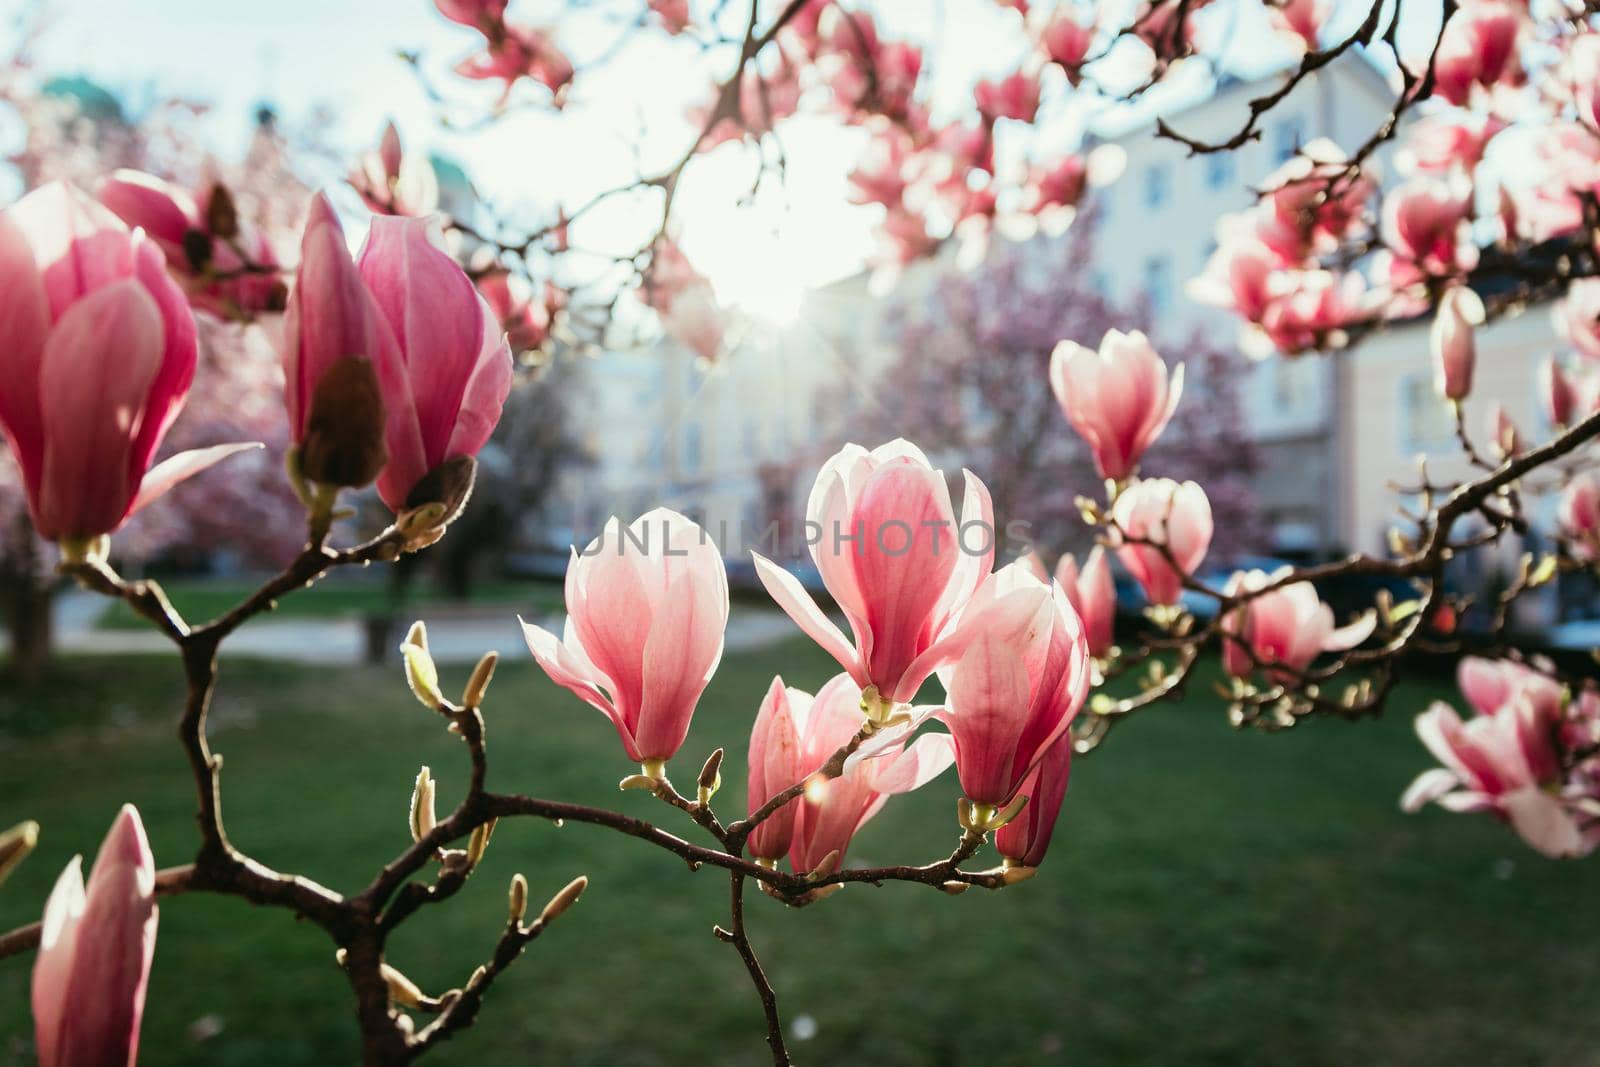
[36,591,803,665]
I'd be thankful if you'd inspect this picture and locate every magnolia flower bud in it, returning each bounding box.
[539,875,589,924]
[1431,285,1482,401]
[395,455,479,545]
[696,748,724,807]
[299,356,389,489]
[463,651,498,708]
[508,872,529,925]
[401,622,445,711]
[0,820,40,886]
[410,767,436,843]
[380,963,428,1010]
[466,819,496,865]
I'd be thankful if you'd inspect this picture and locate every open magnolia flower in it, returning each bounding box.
[1403,658,1600,859]
[1220,568,1375,682]
[33,805,159,1067]
[753,440,995,717]
[935,561,1090,819]
[782,673,955,876]
[522,508,729,771]
[0,181,256,555]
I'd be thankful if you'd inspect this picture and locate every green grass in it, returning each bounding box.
[93,575,565,630]
[2,643,1598,1065]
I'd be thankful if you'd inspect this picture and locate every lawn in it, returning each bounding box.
[92,574,566,630]
[2,640,1598,1066]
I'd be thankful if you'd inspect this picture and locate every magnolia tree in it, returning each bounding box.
[3,0,1600,1065]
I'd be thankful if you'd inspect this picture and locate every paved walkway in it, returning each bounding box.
[34,591,803,665]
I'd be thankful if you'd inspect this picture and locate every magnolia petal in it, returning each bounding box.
[520,617,639,760]
[130,442,264,517]
[1400,767,1460,812]
[1502,787,1585,859]
[752,553,862,683]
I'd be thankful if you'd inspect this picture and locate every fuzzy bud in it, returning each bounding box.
[410,766,436,843]
[463,651,498,708]
[508,872,529,925]
[539,875,589,924]
[0,820,39,885]
[299,356,389,489]
[401,621,445,711]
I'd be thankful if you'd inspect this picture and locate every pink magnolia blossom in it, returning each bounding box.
[1049,329,1183,482]
[1519,123,1600,243]
[1488,402,1521,459]
[1220,568,1375,680]
[478,269,560,357]
[1380,178,1478,289]
[753,440,995,710]
[1456,656,1565,724]
[1560,472,1600,562]
[649,0,691,34]
[1563,32,1600,133]
[1111,478,1213,606]
[1402,699,1590,859]
[1056,545,1116,658]
[1131,0,1211,61]
[639,240,728,362]
[695,57,803,148]
[454,24,575,104]
[936,562,1090,807]
[1397,112,1506,176]
[348,122,439,218]
[974,70,1041,124]
[1433,0,1528,109]
[97,169,284,319]
[787,673,955,874]
[435,0,507,33]
[1431,285,1483,401]
[280,193,413,490]
[356,215,513,513]
[1255,269,1371,356]
[1267,0,1328,52]
[1259,141,1374,254]
[1540,356,1576,428]
[521,508,729,767]
[32,805,159,1067]
[1039,11,1094,79]
[847,126,913,208]
[1554,278,1600,361]
[1189,229,1280,322]
[993,733,1071,867]
[0,182,251,544]
[747,677,807,861]
[1023,155,1088,215]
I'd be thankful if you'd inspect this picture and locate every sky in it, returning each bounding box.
[0,0,1391,310]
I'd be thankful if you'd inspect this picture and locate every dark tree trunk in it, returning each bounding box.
[3,516,53,684]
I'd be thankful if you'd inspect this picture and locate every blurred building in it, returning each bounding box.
[554,307,881,557]
[1083,57,1399,557]
[1337,310,1559,553]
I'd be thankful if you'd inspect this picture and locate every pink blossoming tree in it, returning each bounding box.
[2,1,1600,1065]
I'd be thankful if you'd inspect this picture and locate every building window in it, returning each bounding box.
[1274,117,1305,163]
[1398,374,1455,452]
[1205,152,1234,190]
[1145,164,1170,209]
[1142,257,1173,318]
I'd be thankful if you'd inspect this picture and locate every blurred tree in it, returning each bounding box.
[881,216,1259,561]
